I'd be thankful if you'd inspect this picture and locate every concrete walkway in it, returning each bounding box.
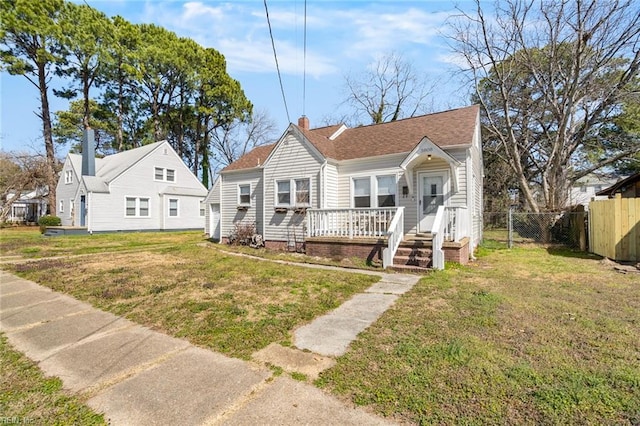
[0,264,419,425]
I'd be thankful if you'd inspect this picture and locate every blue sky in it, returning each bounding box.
[0,1,475,155]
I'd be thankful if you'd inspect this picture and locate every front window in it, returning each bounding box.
[155,167,176,182]
[277,180,291,205]
[166,169,175,182]
[377,175,397,207]
[65,170,73,184]
[169,199,178,217]
[295,178,310,205]
[239,184,251,205]
[126,197,136,216]
[126,197,150,217]
[353,178,371,208]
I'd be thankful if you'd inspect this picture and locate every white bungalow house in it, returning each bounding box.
[56,135,207,233]
[204,105,483,270]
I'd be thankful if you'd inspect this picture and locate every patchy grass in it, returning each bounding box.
[2,230,377,360]
[0,334,105,424]
[0,227,202,258]
[317,243,640,425]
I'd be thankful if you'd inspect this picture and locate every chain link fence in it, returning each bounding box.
[483,210,588,249]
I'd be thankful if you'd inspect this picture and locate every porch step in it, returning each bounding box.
[388,264,433,274]
[395,247,432,257]
[393,255,431,268]
[392,238,433,270]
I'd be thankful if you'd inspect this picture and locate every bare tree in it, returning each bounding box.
[448,0,640,212]
[343,52,436,124]
[0,152,51,222]
[209,108,278,177]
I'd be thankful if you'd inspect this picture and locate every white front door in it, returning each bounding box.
[418,172,449,232]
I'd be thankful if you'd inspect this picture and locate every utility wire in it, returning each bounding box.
[302,0,307,117]
[264,0,290,123]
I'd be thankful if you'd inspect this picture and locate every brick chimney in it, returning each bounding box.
[298,115,309,130]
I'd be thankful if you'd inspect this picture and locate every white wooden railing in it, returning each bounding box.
[431,205,446,270]
[382,207,404,269]
[306,208,398,239]
[444,206,468,242]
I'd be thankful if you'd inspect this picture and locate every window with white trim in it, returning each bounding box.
[154,167,176,182]
[275,178,311,207]
[295,178,310,205]
[277,180,291,205]
[125,197,150,217]
[238,184,251,205]
[377,175,397,207]
[353,177,371,208]
[59,199,64,213]
[64,170,73,184]
[352,175,397,208]
[168,198,178,217]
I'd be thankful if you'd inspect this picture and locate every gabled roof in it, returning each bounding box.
[69,141,165,183]
[223,105,479,172]
[222,143,277,172]
[596,172,640,197]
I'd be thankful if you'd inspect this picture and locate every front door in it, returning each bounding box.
[418,172,448,232]
[80,195,86,227]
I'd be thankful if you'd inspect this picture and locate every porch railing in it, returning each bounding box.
[431,205,446,270]
[383,207,404,269]
[306,208,398,239]
[444,206,468,242]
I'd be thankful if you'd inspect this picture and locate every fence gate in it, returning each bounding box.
[589,194,640,262]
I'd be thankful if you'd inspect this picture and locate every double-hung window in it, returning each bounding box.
[276,178,311,207]
[125,197,150,217]
[168,199,178,217]
[64,170,73,184]
[377,175,397,207]
[155,167,176,182]
[238,184,251,206]
[353,178,371,208]
[277,180,291,205]
[352,175,397,208]
[295,178,310,205]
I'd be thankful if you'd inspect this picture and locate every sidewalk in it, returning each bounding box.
[0,267,417,425]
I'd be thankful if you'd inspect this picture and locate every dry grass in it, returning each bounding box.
[3,230,378,359]
[317,245,640,424]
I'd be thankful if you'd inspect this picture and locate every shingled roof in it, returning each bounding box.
[223,105,479,171]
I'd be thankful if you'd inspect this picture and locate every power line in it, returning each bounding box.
[264,0,290,123]
[302,0,307,117]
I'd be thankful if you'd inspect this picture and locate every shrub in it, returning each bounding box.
[38,215,61,234]
[228,221,256,245]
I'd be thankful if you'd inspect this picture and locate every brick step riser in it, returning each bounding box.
[395,248,432,257]
[393,255,432,268]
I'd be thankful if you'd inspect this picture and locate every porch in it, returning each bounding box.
[305,206,470,270]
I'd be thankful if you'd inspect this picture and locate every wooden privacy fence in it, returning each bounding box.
[589,194,640,262]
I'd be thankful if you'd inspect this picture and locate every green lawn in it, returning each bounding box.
[3,228,638,424]
[317,244,640,424]
[0,334,105,424]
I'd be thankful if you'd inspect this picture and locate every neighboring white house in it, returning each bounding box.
[567,174,620,209]
[205,105,483,270]
[56,138,207,233]
[3,187,48,223]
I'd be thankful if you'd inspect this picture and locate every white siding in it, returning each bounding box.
[89,142,206,232]
[324,163,339,208]
[262,133,323,242]
[220,170,263,240]
[204,178,221,235]
[55,158,80,226]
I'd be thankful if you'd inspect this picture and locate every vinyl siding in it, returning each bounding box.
[263,133,323,242]
[55,158,80,226]
[88,142,205,232]
[204,178,221,235]
[220,170,263,239]
[324,163,339,208]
